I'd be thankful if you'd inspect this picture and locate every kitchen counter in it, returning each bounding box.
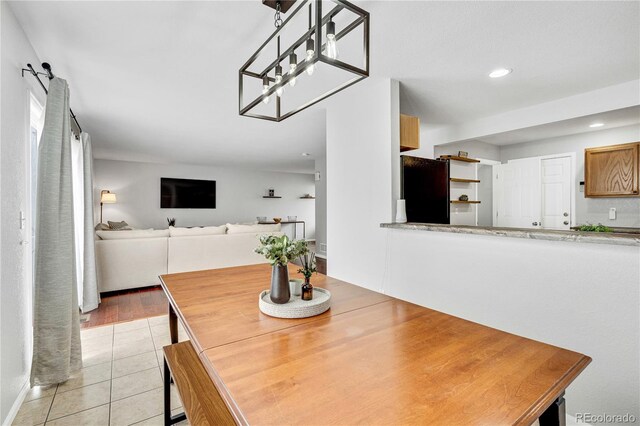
[380,222,640,247]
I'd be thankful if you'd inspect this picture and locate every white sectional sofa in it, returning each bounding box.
[95,224,282,293]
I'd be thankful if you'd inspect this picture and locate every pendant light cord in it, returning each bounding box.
[274,2,283,28]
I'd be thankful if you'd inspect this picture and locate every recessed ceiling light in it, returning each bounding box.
[589,123,604,128]
[301,152,311,157]
[489,68,512,78]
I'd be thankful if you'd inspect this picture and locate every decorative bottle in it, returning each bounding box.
[301,277,313,301]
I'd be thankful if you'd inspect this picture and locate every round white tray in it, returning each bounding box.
[259,287,331,319]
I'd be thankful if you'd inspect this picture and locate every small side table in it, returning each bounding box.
[259,220,306,239]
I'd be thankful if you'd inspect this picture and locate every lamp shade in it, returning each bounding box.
[100,191,117,204]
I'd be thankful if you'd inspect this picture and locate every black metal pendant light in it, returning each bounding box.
[239,0,370,122]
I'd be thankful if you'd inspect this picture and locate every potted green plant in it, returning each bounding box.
[298,252,317,301]
[255,235,307,304]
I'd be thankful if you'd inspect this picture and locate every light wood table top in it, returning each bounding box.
[160,263,590,426]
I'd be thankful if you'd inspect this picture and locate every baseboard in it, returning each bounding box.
[2,378,30,426]
[315,253,327,260]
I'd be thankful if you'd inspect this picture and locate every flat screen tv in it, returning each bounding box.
[161,177,216,209]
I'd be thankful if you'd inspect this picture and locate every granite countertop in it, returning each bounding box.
[380,223,640,247]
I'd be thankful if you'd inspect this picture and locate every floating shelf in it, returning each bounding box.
[440,155,480,163]
[450,200,481,204]
[263,196,282,199]
[450,178,480,183]
[300,196,315,199]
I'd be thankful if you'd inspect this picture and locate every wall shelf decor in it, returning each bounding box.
[440,155,480,163]
[263,196,282,199]
[450,200,481,204]
[239,0,370,122]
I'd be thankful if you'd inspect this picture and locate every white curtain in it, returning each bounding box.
[71,133,100,312]
[31,78,82,386]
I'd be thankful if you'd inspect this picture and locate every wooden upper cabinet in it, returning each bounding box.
[400,114,420,151]
[585,142,639,197]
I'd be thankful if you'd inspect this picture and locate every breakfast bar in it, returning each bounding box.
[160,263,591,425]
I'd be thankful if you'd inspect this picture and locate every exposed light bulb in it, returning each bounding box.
[326,20,338,60]
[289,53,297,87]
[275,65,284,97]
[262,77,270,104]
[306,38,315,76]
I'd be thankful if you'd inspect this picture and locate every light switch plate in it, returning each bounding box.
[609,207,616,220]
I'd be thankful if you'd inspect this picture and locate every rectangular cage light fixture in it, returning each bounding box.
[239,0,370,122]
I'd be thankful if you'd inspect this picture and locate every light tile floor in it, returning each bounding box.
[13,315,190,426]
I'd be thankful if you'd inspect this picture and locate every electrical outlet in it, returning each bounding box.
[609,207,616,220]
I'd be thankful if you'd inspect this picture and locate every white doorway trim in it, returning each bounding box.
[476,159,500,227]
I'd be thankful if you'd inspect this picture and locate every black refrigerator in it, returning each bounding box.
[401,155,450,224]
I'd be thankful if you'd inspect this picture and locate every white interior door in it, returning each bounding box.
[494,158,541,229]
[541,156,571,230]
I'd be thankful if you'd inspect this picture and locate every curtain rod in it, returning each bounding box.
[22,62,83,134]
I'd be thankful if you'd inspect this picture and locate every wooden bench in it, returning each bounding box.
[163,341,236,426]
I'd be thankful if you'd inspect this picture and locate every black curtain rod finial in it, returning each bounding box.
[41,62,54,79]
[22,61,82,133]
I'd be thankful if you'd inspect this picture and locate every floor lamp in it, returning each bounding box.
[100,190,117,224]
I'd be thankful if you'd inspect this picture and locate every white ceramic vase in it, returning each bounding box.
[289,279,303,297]
[396,199,407,223]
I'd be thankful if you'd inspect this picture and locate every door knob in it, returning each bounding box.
[564,221,569,225]
[532,222,538,226]
[563,212,569,217]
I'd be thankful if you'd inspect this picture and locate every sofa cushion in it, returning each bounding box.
[169,225,227,237]
[97,229,169,240]
[226,223,282,234]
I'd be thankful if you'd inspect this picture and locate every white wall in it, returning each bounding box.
[314,156,327,255]
[326,76,639,420]
[0,3,45,423]
[384,229,639,420]
[326,78,399,290]
[500,124,640,227]
[94,159,316,239]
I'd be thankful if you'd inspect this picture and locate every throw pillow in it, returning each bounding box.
[108,220,129,230]
[95,223,110,231]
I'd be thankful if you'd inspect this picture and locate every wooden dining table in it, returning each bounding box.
[160,263,590,426]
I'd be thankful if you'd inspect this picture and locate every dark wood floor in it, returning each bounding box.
[81,286,168,329]
[82,258,328,329]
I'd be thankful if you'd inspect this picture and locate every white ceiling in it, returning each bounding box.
[9,1,640,172]
[474,106,640,146]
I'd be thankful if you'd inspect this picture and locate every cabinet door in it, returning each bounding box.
[585,142,639,197]
[400,114,420,151]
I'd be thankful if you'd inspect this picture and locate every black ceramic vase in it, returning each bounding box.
[270,264,290,304]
